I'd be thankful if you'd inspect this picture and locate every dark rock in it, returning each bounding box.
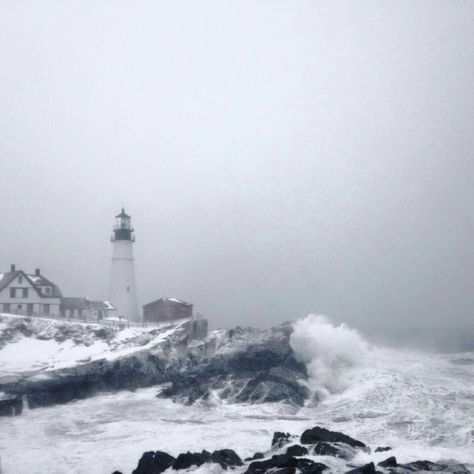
[273,469,296,474]
[272,432,292,449]
[235,373,309,405]
[245,453,265,461]
[375,447,392,453]
[378,457,397,468]
[132,451,175,474]
[111,471,123,474]
[172,451,211,470]
[0,395,23,417]
[245,454,327,474]
[403,460,448,471]
[210,449,243,467]
[159,328,310,406]
[301,426,366,448]
[313,442,353,459]
[286,444,309,456]
[344,462,376,474]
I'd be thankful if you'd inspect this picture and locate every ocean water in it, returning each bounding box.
[0,316,473,473]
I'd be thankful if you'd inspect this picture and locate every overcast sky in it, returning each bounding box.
[1,1,473,346]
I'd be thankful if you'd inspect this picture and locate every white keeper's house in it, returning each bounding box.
[0,264,62,316]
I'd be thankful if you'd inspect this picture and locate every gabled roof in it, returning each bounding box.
[25,273,63,297]
[0,269,62,298]
[143,297,193,309]
[0,271,20,293]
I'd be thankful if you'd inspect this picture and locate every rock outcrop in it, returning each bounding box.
[0,316,309,414]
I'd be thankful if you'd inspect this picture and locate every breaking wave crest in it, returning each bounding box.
[290,314,474,467]
[290,314,370,399]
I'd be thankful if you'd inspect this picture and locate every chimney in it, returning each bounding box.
[10,264,15,272]
[35,268,40,276]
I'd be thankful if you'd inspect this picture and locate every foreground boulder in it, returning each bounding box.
[172,451,211,470]
[286,444,309,456]
[132,451,175,474]
[378,456,397,468]
[245,454,328,473]
[210,449,243,468]
[313,442,354,459]
[300,426,366,448]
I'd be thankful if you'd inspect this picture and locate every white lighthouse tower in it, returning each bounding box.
[108,208,140,322]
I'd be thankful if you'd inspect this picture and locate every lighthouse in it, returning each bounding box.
[108,209,140,322]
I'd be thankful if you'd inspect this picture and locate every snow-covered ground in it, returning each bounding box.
[0,313,189,376]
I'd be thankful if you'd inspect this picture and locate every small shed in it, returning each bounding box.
[143,297,193,323]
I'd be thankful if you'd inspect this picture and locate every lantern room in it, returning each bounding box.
[111,208,135,241]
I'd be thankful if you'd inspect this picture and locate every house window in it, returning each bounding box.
[43,304,50,315]
[18,275,23,284]
[9,288,16,298]
[44,287,51,295]
[22,288,28,298]
[3,303,10,313]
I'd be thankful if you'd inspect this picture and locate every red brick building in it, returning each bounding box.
[142,297,193,323]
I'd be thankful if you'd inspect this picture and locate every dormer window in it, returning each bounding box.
[44,287,51,295]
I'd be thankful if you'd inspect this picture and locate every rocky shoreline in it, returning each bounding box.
[0,315,309,415]
[114,426,470,474]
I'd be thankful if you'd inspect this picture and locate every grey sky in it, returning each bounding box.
[1,1,473,346]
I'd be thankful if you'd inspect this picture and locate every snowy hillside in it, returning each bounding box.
[0,313,193,376]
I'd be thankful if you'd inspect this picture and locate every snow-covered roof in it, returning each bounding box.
[0,269,62,298]
[143,297,193,309]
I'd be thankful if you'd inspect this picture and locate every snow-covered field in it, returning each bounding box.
[0,314,473,474]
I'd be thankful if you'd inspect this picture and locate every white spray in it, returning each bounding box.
[290,314,370,399]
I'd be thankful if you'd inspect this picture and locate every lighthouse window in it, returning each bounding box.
[126,286,130,292]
